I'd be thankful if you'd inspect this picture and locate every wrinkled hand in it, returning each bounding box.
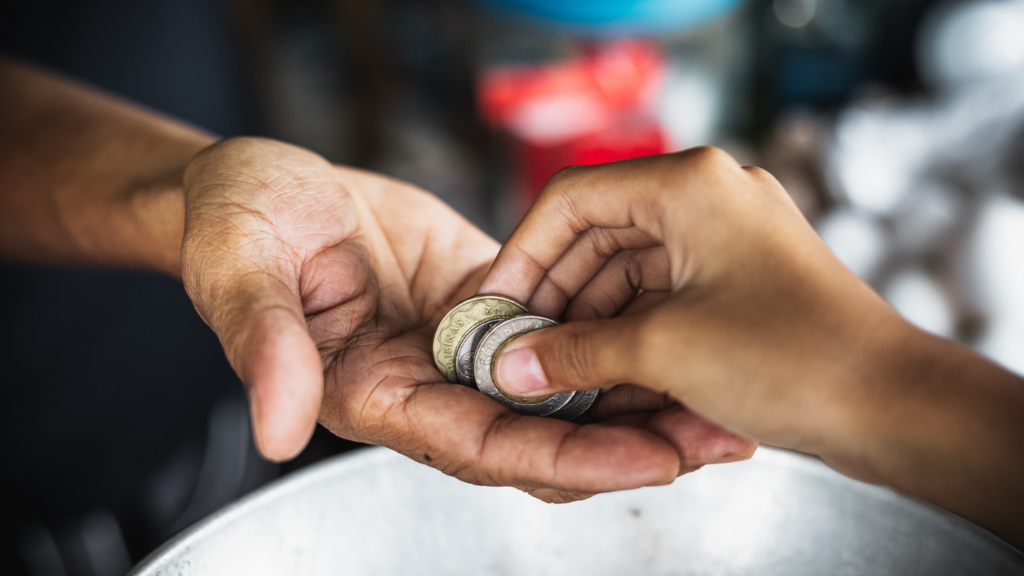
[180,138,751,501]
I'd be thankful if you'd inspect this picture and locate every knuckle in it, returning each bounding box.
[742,165,784,190]
[622,250,645,289]
[589,227,622,259]
[535,166,578,207]
[545,164,586,193]
[680,146,739,173]
[537,166,593,234]
[737,165,793,210]
[741,164,772,180]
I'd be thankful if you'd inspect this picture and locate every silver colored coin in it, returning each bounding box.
[455,319,502,387]
[549,389,599,421]
[473,316,574,417]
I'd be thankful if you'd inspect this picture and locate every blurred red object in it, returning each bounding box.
[479,40,669,203]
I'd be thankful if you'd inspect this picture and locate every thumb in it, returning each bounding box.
[494,316,648,399]
[190,271,323,462]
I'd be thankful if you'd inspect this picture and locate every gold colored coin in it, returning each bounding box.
[433,295,527,383]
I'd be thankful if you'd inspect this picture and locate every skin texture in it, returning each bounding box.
[0,58,207,273]
[0,58,755,502]
[180,139,756,500]
[481,148,1024,546]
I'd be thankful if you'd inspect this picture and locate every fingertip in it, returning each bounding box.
[701,430,758,465]
[710,436,759,464]
[250,389,316,462]
[495,347,552,398]
[647,406,759,468]
[246,308,324,462]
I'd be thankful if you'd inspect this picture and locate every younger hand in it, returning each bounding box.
[480,147,1024,545]
[480,147,904,462]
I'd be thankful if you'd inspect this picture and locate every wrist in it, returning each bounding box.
[115,134,215,277]
[824,324,1024,543]
[122,169,189,277]
[814,317,1024,493]
[775,302,928,482]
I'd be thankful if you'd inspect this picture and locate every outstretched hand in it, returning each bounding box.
[180,138,752,501]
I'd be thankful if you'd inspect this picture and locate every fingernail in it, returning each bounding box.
[709,439,758,464]
[496,348,550,397]
[247,390,270,458]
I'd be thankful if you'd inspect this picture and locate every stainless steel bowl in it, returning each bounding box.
[129,447,1024,575]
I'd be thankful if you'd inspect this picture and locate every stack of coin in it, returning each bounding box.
[433,295,598,420]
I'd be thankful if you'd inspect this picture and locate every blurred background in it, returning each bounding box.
[3,0,1024,574]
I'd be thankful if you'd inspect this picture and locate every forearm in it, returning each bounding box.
[0,57,216,276]
[824,326,1024,547]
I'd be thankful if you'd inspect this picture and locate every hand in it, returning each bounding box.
[179,138,751,501]
[479,147,1024,544]
[479,147,909,466]
[479,146,1024,541]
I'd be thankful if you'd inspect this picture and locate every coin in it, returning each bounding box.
[548,389,599,421]
[455,318,502,386]
[433,295,527,383]
[473,315,575,417]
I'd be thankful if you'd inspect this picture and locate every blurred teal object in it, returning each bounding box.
[475,0,744,32]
